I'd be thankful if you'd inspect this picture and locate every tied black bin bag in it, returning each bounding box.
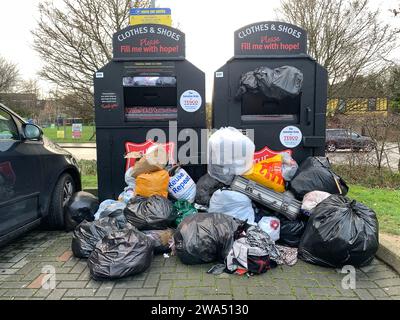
[124,196,177,230]
[277,214,307,248]
[88,228,154,280]
[289,157,348,200]
[298,195,379,268]
[236,66,303,100]
[195,173,226,206]
[174,213,243,265]
[71,213,128,258]
[64,192,99,232]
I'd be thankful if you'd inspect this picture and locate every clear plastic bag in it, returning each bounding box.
[208,127,255,185]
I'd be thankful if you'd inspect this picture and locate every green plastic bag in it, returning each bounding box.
[174,200,198,227]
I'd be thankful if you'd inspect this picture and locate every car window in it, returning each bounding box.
[0,109,19,141]
[351,132,359,138]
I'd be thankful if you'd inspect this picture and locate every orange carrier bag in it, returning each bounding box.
[243,154,285,193]
[136,170,169,198]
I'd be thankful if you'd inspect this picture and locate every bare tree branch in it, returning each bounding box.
[32,0,150,117]
[277,0,399,98]
[0,56,19,93]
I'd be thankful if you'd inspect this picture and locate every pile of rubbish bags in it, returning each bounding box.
[66,127,379,280]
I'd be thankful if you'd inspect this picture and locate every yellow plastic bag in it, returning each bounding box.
[136,170,169,198]
[243,154,285,193]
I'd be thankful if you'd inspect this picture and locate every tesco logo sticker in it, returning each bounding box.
[180,90,202,113]
[280,126,302,148]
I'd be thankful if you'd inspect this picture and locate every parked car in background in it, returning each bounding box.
[326,129,376,153]
[0,103,81,246]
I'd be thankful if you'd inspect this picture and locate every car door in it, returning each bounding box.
[0,107,42,237]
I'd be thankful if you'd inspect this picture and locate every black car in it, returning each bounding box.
[0,103,81,246]
[326,129,375,153]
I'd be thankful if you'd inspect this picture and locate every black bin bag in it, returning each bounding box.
[236,66,303,100]
[174,213,243,265]
[88,228,154,280]
[277,214,307,248]
[64,192,99,232]
[124,196,177,230]
[71,212,128,258]
[142,229,175,254]
[289,157,348,200]
[195,173,226,206]
[298,195,379,268]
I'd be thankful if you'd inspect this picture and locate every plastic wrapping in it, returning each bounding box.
[258,216,280,242]
[124,196,177,230]
[142,229,175,254]
[298,195,379,268]
[289,157,349,200]
[173,200,198,227]
[94,200,127,221]
[236,66,304,100]
[71,213,129,258]
[281,153,299,182]
[88,228,154,280]
[208,127,255,185]
[195,173,226,206]
[209,189,255,225]
[243,154,286,193]
[174,213,243,265]
[301,191,331,214]
[64,192,99,232]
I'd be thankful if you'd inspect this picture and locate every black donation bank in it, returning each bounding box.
[94,24,206,201]
[213,21,328,163]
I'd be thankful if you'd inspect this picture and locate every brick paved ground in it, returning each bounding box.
[0,231,399,300]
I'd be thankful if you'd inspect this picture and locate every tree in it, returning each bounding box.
[0,56,19,93]
[277,0,399,97]
[32,0,150,116]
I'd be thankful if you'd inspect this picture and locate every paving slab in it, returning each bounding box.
[0,230,398,300]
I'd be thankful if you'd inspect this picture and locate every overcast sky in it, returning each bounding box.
[0,0,399,101]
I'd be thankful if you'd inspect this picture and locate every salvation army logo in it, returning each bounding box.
[279,126,302,148]
[180,90,202,113]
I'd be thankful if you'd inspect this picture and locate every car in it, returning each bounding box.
[0,103,81,246]
[326,129,376,153]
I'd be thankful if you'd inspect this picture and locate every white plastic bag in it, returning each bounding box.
[281,153,298,182]
[208,127,255,185]
[301,191,331,213]
[209,189,255,225]
[258,216,281,242]
[124,167,136,188]
[118,167,136,204]
[168,167,196,203]
[94,200,127,220]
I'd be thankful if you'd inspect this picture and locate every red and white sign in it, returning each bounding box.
[72,124,83,139]
[125,140,175,171]
[253,146,292,163]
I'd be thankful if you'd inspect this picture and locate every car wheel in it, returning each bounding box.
[326,142,337,153]
[364,144,373,152]
[43,173,76,230]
